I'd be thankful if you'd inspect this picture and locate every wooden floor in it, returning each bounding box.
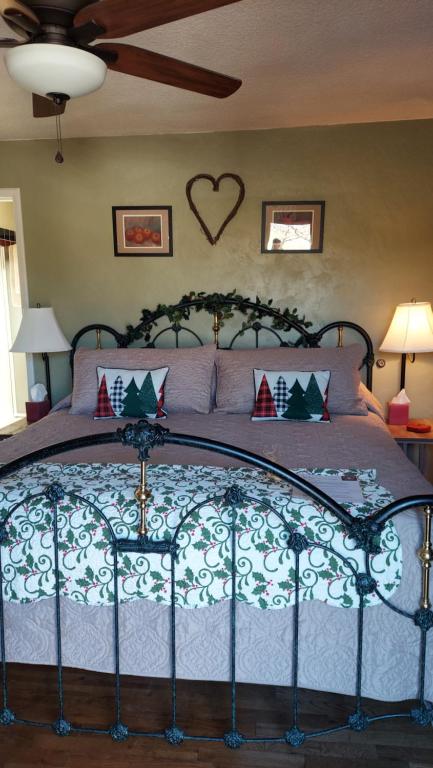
[0,665,432,768]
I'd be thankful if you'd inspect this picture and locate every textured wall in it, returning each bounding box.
[0,119,432,413]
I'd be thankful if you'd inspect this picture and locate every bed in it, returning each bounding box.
[0,292,432,747]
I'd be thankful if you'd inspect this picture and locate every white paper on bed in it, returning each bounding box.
[0,463,400,611]
[298,472,365,504]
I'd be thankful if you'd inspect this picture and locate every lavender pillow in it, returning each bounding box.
[359,382,385,421]
[71,344,216,415]
[215,344,367,416]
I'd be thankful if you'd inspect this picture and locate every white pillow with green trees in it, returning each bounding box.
[252,369,330,422]
[94,366,168,419]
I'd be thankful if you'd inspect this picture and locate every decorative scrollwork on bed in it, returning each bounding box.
[0,421,432,746]
[70,291,374,389]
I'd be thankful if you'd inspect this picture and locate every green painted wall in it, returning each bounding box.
[0,119,432,413]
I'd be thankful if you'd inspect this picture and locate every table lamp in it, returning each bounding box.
[379,300,433,390]
[10,306,71,409]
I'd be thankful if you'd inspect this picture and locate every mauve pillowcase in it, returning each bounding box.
[71,344,216,415]
[359,382,385,421]
[215,344,367,416]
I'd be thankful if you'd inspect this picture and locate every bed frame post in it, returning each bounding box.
[136,460,151,537]
[212,311,221,347]
[419,505,433,610]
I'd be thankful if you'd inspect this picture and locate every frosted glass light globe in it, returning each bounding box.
[5,43,107,98]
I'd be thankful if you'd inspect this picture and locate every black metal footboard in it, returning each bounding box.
[0,420,432,747]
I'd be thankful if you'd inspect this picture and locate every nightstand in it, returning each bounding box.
[0,418,27,441]
[387,420,433,475]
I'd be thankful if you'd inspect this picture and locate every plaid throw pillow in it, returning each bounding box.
[94,366,168,420]
[252,369,330,422]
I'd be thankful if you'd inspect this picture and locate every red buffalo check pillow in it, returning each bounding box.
[94,366,168,419]
[252,369,330,422]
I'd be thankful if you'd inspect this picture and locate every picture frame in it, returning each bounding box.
[261,201,325,254]
[112,206,173,257]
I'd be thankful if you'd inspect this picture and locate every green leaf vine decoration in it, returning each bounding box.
[125,290,312,345]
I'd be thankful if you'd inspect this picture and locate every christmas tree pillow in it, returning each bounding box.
[94,366,168,419]
[252,369,331,422]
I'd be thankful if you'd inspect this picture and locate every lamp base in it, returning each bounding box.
[26,399,50,424]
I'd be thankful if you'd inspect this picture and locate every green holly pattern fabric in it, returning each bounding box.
[0,463,400,610]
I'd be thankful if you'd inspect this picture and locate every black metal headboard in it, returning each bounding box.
[70,291,374,390]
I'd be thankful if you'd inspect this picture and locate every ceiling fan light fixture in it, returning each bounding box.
[5,43,107,98]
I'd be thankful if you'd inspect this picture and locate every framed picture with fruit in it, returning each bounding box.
[112,206,173,257]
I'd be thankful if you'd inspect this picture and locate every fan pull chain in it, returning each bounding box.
[55,114,64,164]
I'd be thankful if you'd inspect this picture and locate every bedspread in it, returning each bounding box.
[1,463,399,609]
[0,411,431,700]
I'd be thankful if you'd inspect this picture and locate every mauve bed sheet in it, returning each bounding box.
[0,409,431,701]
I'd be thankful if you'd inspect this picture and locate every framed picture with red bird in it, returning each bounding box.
[112,206,173,257]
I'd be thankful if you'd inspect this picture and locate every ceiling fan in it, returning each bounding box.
[0,0,243,118]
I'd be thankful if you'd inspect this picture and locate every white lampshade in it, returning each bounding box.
[380,301,433,354]
[5,43,107,99]
[10,307,71,354]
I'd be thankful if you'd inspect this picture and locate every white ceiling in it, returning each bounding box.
[1,0,433,140]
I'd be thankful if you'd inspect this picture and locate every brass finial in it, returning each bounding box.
[135,460,152,536]
[418,505,433,609]
[212,311,221,347]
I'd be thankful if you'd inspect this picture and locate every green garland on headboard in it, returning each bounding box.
[126,290,312,344]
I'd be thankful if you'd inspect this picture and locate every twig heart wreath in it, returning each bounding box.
[185,173,245,245]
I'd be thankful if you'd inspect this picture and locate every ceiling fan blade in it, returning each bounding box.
[95,43,241,98]
[0,0,40,36]
[74,0,243,40]
[0,37,19,46]
[32,93,66,118]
